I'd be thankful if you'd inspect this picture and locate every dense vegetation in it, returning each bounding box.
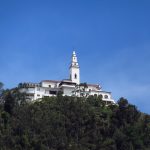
[0,82,150,150]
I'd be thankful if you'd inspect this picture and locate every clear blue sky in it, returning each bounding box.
[0,0,150,113]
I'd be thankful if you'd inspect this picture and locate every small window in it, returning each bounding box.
[104,95,108,99]
[49,91,57,95]
[74,73,77,79]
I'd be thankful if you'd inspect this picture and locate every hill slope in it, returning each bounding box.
[0,89,150,150]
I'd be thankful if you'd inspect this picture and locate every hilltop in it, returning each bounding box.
[0,84,150,150]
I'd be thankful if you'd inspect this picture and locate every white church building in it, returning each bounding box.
[18,51,115,105]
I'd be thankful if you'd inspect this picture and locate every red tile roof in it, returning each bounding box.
[41,80,61,83]
[41,80,101,88]
[87,84,100,87]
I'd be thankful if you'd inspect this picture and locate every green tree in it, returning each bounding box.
[0,84,149,149]
[4,91,15,115]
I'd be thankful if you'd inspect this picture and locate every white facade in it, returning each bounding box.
[18,51,115,104]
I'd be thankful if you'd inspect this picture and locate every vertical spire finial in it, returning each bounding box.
[73,51,76,55]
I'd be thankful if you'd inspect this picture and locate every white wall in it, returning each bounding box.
[41,81,59,88]
[70,67,80,84]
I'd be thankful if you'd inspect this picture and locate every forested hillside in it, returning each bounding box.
[0,82,150,150]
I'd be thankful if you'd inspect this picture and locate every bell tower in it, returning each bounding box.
[69,51,80,84]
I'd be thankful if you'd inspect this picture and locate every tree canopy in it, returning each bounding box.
[0,83,149,150]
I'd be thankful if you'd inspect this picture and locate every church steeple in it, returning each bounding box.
[70,51,80,84]
[70,51,79,68]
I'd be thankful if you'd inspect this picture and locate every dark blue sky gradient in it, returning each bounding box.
[0,0,150,113]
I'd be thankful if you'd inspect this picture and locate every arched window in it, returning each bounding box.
[74,73,77,79]
[104,95,108,99]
